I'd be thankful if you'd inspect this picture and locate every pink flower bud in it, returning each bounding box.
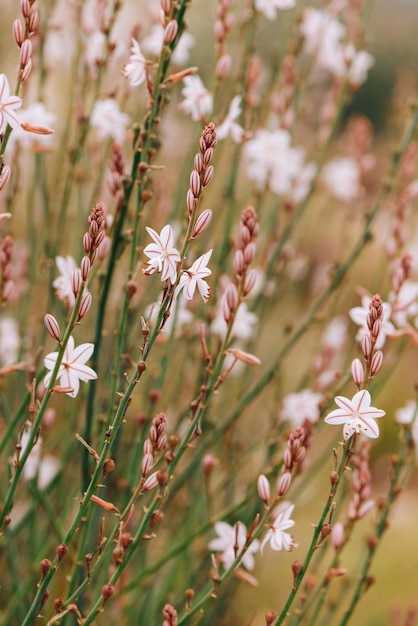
[243,241,256,265]
[0,166,11,191]
[202,453,219,476]
[372,319,381,341]
[81,256,91,281]
[44,314,61,342]
[190,170,201,197]
[202,165,214,188]
[29,9,39,34]
[233,249,244,276]
[141,452,153,477]
[203,147,214,166]
[243,269,258,296]
[21,0,31,18]
[351,358,364,387]
[257,474,270,504]
[78,292,92,320]
[193,209,212,237]
[216,54,232,80]
[20,58,32,82]
[186,188,195,214]
[20,39,32,67]
[143,471,159,491]
[277,471,292,496]
[71,268,82,296]
[194,153,203,174]
[228,348,261,365]
[331,521,345,548]
[370,350,383,376]
[361,333,372,359]
[225,283,238,311]
[214,19,225,42]
[13,19,24,46]
[83,233,92,253]
[161,0,170,14]
[164,20,178,44]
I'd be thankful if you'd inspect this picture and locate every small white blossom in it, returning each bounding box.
[122,38,147,87]
[143,225,181,285]
[322,157,361,202]
[345,45,374,87]
[44,335,97,398]
[211,301,258,341]
[321,316,349,351]
[142,24,195,65]
[244,129,305,195]
[176,250,212,302]
[216,96,245,144]
[52,255,78,308]
[261,502,296,553]
[0,74,22,134]
[390,280,418,328]
[0,317,20,366]
[208,521,260,571]
[324,389,385,440]
[349,295,395,349]
[179,76,213,121]
[255,0,296,20]
[281,389,324,427]
[90,99,130,143]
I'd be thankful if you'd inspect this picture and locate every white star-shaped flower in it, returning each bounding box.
[143,225,181,285]
[176,250,212,302]
[44,336,97,398]
[216,96,244,144]
[208,521,260,571]
[0,74,22,134]
[179,75,213,122]
[52,255,77,307]
[261,502,296,553]
[122,38,147,87]
[324,389,385,440]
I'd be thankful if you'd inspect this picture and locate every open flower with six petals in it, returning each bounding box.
[261,502,296,553]
[44,336,97,398]
[324,389,385,440]
[143,225,181,285]
[176,249,212,301]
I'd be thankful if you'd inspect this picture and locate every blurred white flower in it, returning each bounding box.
[208,521,260,570]
[19,429,42,482]
[212,301,258,341]
[0,317,20,366]
[142,24,195,65]
[53,255,77,307]
[85,31,106,72]
[0,74,22,134]
[244,128,305,195]
[321,316,348,351]
[179,76,213,121]
[390,280,418,327]
[345,44,374,87]
[143,225,181,285]
[11,102,56,151]
[281,389,324,426]
[122,39,147,87]
[261,502,296,553]
[288,162,317,204]
[349,295,395,349]
[176,250,212,302]
[90,99,130,142]
[324,389,385,440]
[255,0,296,20]
[322,157,361,202]
[44,336,97,398]
[216,96,244,144]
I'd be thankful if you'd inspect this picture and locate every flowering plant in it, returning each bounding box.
[0,1,417,625]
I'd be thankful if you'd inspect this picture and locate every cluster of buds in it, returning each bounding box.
[278,420,313,496]
[82,202,107,269]
[347,439,374,521]
[141,412,168,478]
[215,0,233,54]
[233,205,259,292]
[162,603,178,626]
[271,56,298,132]
[14,0,39,83]
[0,235,14,303]
[160,2,179,46]
[107,143,125,212]
[352,294,384,389]
[187,123,216,228]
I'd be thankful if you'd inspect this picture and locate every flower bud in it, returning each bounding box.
[192,209,212,237]
[44,314,61,342]
[277,471,291,496]
[257,474,270,504]
[370,350,383,376]
[20,39,32,67]
[164,20,178,44]
[351,358,364,387]
[190,169,201,197]
[78,292,92,320]
[202,164,214,188]
[216,53,232,80]
[13,19,24,46]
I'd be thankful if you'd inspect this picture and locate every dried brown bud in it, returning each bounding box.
[101,583,115,603]
[56,544,68,561]
[265,611,278,626]
[40,558,52,576]
[103,458,115,476]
